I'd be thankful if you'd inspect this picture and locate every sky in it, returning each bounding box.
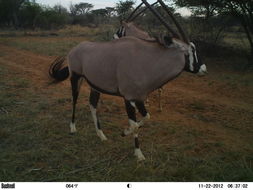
[36,0,191,16]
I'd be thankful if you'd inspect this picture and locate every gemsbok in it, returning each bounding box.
[49,0,207,161]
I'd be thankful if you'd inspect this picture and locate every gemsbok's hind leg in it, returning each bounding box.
[135,101,150,127]
[70,73,82,133]
[89,89,107,141]
[123,100,145,161]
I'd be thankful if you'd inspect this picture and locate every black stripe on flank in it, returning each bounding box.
[80,73,122,96]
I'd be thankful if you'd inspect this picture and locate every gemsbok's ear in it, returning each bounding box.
[163,36,173,46]
[156,34,173,47]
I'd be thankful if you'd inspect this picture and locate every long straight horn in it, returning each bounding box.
[129,1,159,22]
[126,2,144,22]
[141,0,180,39]
[157,0,189,43]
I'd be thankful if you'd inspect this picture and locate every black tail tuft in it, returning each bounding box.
[49,56,69,83]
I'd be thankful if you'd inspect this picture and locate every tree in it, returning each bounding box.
[105,7,116,17]
[91,8,108,25]
[220,0,253,57]
[69,2,94,25]
[174,0,253,59]
[174,0,218,20]
[0,0,27,27]
[115,0,135,21]
[92,9,108,17]
[70,2,93,16]
[174,0,226,44]
[18,1,42,28]
[36,7,69,29]
[53,4,68,15]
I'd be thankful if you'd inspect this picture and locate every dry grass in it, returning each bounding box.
[0,26,253,182]
[0,25,118,56]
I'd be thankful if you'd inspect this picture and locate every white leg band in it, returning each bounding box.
[89,104,107,141]
[138,113,150,126]
[134,148,145,161]
[123,119,139,136]
[70,122,77,133]
[96,129,107,141]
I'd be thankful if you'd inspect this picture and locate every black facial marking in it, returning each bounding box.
[184,54,191,72]
[191,44,202,73]
[116,26,126,38]
[192,48,198,70]
[192,45,198,63]
[184,44,203,74]
[116,28,121,37]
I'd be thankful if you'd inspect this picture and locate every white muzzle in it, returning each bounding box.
[198,64,208,76]
[113,34,119,39]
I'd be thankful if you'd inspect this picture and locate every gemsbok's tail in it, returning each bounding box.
[49,56,69,83]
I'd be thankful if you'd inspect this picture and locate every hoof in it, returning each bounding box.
[97,130,108,141]
[134,149,146,161]
[70,122,77,133]
[121,132,126,137]
[100,135,108,141]
[100,136,108,141]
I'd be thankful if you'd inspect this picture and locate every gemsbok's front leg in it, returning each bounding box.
[123,100,145,161]
[89,89,107,141]
[135,101,150,127]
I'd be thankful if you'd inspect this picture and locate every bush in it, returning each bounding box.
[18,2,42,29]
[36,8,69,30]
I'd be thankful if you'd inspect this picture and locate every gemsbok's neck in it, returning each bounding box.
[171,38,190,52]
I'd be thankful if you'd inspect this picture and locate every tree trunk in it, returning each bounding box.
[241,22,253,67]
[242,20,253,54]
[12,12,19,29]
